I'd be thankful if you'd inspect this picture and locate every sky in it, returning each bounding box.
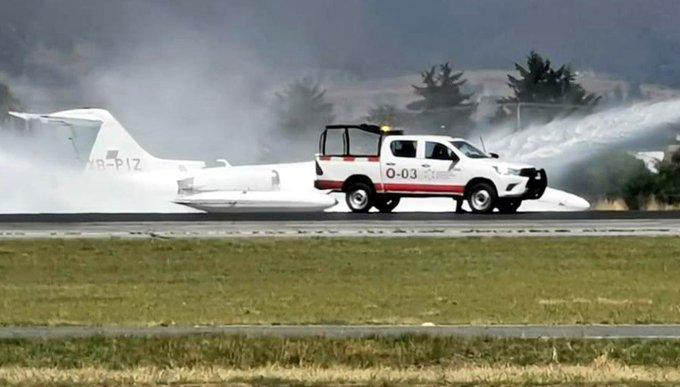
[1,0,679,162]
[3,0,680,81]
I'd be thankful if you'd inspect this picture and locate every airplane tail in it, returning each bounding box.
[9,108,205,173]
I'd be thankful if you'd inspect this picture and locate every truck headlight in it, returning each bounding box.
[493,166,521,176]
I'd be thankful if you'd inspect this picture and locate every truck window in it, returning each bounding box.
[425,142,458,161]
[347,128,380,156]
[324,129,345,155]
[390,140,417,158]
[450,140,489,159]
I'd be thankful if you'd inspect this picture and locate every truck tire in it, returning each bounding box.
[374,195,400,213]
[345,182,374,213]
[467,182,497,214]
[497,199,522,213]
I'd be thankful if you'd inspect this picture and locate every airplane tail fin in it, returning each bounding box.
[9,109,205,173]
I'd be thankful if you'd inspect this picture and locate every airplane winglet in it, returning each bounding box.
[8,111,46,122]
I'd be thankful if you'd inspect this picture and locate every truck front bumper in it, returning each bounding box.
[519,168,547,199]
[498,168,547,200]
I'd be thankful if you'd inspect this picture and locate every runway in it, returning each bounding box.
[2,325,680,340]
[0,211,677,238]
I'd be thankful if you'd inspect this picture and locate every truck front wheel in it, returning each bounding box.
[467,182,497,214]
[374,195,400,213]
[345,182,374,213]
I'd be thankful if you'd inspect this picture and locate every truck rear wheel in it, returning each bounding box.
[345,182,374,213]
[467,182,497,214]
[497,199,522,213]
[374,195,400,213]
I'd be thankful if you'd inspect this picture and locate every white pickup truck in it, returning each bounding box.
[314,124,547,213]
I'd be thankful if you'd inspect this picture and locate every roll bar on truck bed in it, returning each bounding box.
[318,124,403,156]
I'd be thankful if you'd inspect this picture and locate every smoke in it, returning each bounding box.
[4,2,300,166]
[0,124,192,213]
[5,1,680,164]
[481,98,680,175]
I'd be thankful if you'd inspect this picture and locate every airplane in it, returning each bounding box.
[8,108,589,213]
[8,108,338,213]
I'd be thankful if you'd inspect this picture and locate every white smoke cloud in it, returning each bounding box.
[0,125,192,213]
[481,98,680,171]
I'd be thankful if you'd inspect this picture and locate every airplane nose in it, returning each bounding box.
[572,196,591,210]
[559,193,590,210]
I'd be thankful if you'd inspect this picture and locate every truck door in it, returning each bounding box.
[381,138,421,191]
[421,141,465,195]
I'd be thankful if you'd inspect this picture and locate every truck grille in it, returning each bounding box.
[519,168,536,177]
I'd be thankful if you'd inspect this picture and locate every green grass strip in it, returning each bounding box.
[0,237,678,325]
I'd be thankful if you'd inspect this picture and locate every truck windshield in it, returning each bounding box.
[450,141,489,159]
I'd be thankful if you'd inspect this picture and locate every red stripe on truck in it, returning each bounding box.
[383,183,465,194]
[315,180,464,194]
[342,156,356,161]
[314,180,344,190]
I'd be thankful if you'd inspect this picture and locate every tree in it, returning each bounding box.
[365,104,400,126]
[500,51,599,106]
[274,78,334,136]
[653,148,680,206]
[0,81,21,124]
[404,62,476,134]
[495,51,599,127]
[263,79,335,162]
[557,151,653,205]
[406,62,473,111]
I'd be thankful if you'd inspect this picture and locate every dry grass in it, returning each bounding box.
[593,196,680,211]
[2,361,680,385]
[593,198,629,211]
[3,334,680,385]
[646,196,680,211]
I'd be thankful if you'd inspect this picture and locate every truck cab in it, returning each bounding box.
[314,124,547,213]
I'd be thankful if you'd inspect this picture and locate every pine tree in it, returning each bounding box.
[500,51,599,106]
[494,51,599,126]
[407,63,473,111]
[274,78,334,135]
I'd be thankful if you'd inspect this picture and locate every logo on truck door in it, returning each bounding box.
[385,168,417,179]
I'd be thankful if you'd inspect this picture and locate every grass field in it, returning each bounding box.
[1,335,680,385]
[0,237,678,326]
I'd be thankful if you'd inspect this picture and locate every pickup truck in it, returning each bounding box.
[314,124,547,213]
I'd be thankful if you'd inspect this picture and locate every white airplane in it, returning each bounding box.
[8,108,588,213]
[9,108,337,212]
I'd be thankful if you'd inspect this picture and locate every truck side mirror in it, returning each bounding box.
[490,152,499,159]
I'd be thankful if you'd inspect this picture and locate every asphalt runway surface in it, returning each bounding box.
[0,211,677,238]
[2,325,680,340]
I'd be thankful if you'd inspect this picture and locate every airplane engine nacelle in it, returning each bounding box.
[178,168,280,194]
